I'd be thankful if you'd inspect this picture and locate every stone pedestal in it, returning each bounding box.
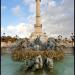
[30,32,48,43]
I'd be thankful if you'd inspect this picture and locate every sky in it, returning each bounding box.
[1,0,74,39]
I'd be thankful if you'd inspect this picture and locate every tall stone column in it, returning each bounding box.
[30,0,48,42]
[35,0,42,33]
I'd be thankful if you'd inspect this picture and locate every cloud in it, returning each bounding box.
[1,0,74,39]
[49,0,56,7]
[7,25,16,32]
[23,0,35,5]
[29,3,36,13]
[27,14,36,25]
[1,23,34,38]
[50,34,59,38]
[1,27,4,31]
[41,0,74,38]
[23,0,36,14]
[12,5,21,16]
[16,23,26,32]
[22,1,36,14]
[11,5,26,21]
[1,27,6,36]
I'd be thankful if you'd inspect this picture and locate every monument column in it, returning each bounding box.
[30,0,48,42]
[35,0,42,33]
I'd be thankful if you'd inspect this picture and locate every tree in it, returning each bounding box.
[70,33,74,47]
[3,33,5,36]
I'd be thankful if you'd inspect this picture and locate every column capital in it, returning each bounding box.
[36,0,41,2]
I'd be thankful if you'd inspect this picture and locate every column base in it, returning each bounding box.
[29,32,48,43]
